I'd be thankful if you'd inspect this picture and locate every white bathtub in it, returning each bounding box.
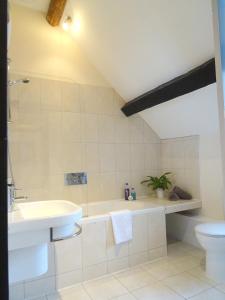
[81,199,161,220]
[67,198,168,282]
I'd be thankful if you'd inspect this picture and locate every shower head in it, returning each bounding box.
[8,78,30,86]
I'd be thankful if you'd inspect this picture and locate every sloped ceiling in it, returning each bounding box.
[11,0,217,139]
[11,0,50,12]
[70,0,214,101]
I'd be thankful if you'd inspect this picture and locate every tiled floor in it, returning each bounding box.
[34,242,225,300]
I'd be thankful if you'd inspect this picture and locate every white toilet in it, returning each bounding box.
[195,222,225,281]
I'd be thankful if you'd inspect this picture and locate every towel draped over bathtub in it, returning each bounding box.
[110,210,133,245]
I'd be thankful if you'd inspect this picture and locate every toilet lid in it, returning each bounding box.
[195,223,225,237]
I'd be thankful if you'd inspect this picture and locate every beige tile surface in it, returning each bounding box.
[115,266,156,291]
[189,288,225,300]
[132,282,184,300]
[163,272,210,298]
[83,275,128,300]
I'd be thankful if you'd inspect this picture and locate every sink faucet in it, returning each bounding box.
[7,183,27,212]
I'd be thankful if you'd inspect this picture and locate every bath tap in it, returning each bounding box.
[7,183,27,212]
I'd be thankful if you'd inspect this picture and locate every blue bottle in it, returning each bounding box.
[131,187,136,200]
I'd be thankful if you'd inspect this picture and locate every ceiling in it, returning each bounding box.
[11,0,50,12]
[70,0,214,101]
[11,0,214,101]
[11,0,217,139]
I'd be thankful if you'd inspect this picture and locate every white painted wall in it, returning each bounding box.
[141,84,224,219]
[9,2,225,220]
[8,4,109,86]
[68,0,214,100]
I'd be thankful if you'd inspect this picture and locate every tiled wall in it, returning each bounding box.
[10,209,167,299]
[161,136,200,198]
[8,73,161,204]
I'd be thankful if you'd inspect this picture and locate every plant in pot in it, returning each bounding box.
[141,172,172,199]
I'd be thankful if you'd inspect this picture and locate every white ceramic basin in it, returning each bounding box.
[8,200,82,283]
[8,200,82,234]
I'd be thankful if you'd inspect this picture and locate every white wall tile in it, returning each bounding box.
[41,79,61,112]
[129,116,144,144]
[99,144,116,173]
[115,117,130,143]
[62,82,80,112]
[97,87,116,115]
[107,257,129,273]
[80,85,101,114]
[62,112,81,142]
[55,236,82,274]
[115,144,130,172]
[9,283,25,300]
[129,251,149,267]
[24,276,55,299]
[85,143,100,173]
[148,210,167,249]
[56,269,83,289]
[130,144,145,171]
[98,115,115,143]
[82,114,99,143]
[83,262,107,281]
[129,214,148,255]
[62,143,85,173]
[82,221,107,266]
[148,246,167,261]
[18,77,41,113]
[87,173,102,202]
[100,173,117,200]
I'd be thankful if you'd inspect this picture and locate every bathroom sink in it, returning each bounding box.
[8,200,82,283]
[8,200,82,234]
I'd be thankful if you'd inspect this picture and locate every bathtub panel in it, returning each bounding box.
[106,220,129,260]
[129,214,148,255]
[55,235,82,274]
[9,283,25,300]
[82,221,107,266]
[107,257,129,273]
[148,210,167,249]
[129,251,149,267]
[83,262,108,281]
[24,275,55,299]
[56,268,83,289]
[148,246,167,261]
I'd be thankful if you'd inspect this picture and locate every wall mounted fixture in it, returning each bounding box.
[62,15,72,31]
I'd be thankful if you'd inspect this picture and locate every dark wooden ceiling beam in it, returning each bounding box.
[121,58,216,117]
[46,0,67,27]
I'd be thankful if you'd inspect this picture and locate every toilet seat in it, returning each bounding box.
[195,223,225,238]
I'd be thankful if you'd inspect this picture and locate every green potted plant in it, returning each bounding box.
[141,172,172,199]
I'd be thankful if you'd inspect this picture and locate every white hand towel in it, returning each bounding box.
[110,210,133,245]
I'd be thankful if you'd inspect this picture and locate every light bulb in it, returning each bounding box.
[62,16,72,31]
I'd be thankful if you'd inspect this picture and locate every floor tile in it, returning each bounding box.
[111,294,136,300]
[114,266,156,291]
[47,284,91,300]
[216,283,225,293]
[132,282,184,300]
[187,266,218,286]
[83,275,128,300]
[163,272,210,298]
[27,297,47,300]
[142,260,182,280]
[172,255,202,272]
[189,288,225,299]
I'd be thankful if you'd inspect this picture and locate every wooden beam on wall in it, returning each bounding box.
[121,58,216,117]
[46,0,67,27]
